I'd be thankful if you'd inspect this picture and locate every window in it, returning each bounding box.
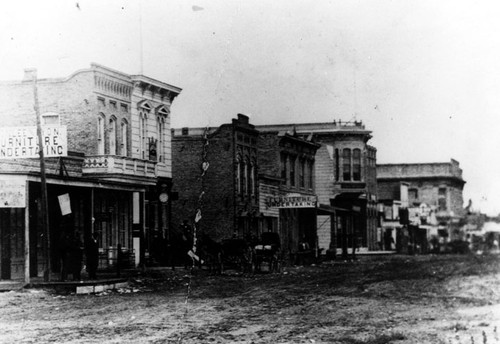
[243,160,248,194]
[280,153,287,183]
[157,117,164,162]
[139,113,147,159]
[308,160,314,189]
[121,120,128,156]
[438,187,447,211]
[41,112,60,126]
[353,149,361,181]
[249,162,254,196]
[109,116,117,155]
[335,149,339,181]
[289,156,296,187]
[299,158,305,188]
[236,158,241,194]
[109,100,117,109]
[97,114,105,155]
[343,149,351,181]
[409,188,418,200]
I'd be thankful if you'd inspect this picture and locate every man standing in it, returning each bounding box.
[86,232,99,280]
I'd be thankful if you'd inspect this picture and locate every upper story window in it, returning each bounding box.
[353,149,361,181]
[97,113,105,155]
[249,161,255,196]
[343,148,351,181]
[299,158,305,188]
[334,149,340,181]
[308,160,314,189]
[109,116,117,155]
[236,157,241,195]
[121,119,128,156]
[157,117,165,162]
[409,188,418,201]
[138,102,152,160]
[41,112,60,126]
[438,187,447,211]
[289,155,296,187]
[280,153,287,183]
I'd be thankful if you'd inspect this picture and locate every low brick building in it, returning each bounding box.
[0,64,181,281]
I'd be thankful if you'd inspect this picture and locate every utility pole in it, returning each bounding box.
[32,69,51,281]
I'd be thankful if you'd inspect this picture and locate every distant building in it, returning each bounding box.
[0,64,181,280]
[377,159,466,249]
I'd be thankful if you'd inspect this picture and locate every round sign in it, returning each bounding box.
[159,192,169,203]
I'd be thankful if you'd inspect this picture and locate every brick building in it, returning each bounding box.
[0,64,181,281]
[171,114,321,258]
[257,121,378,255]
[377,159,466,247]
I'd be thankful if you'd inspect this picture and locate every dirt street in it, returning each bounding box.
[0,254,499,344]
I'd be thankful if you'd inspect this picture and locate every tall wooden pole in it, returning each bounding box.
[32,70,51,281]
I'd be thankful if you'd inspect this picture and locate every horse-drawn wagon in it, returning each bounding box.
[253,232,282,273]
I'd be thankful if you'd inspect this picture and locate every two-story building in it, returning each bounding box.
[0,64,181,281]
[257,121,378,257]
[171,114,321,260]
[377,159,466,250]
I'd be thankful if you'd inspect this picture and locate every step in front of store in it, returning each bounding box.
[26,278,130,294]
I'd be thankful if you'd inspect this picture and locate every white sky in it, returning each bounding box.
[1,0,499,215]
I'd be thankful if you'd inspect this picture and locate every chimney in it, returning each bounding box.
[23,68,37,82]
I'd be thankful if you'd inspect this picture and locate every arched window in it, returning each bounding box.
[236,157,241,195]
[121,119,128,156]
[249,161,255,196]
[97,113,105,155]
[109,116,117,155]
[243,159,249,194]
[343,149,351,181]
[139,113,148,159]
[353,149,361,181]
[157,117,165,162]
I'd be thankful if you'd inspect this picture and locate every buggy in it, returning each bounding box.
[220,238,254,273]
[253,232,282,273]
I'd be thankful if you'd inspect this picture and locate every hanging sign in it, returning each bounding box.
[0,126,67,159]
[58,193,72,216]
[0,180,26,208]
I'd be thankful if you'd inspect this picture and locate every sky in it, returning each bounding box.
[1,0,499,216]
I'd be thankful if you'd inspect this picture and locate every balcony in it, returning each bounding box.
[83,155,163,182]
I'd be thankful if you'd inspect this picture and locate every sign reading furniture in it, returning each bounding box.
[267,195,317,208]
[0,126,68,159]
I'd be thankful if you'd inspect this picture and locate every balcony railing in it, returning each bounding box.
[83,155,161,179]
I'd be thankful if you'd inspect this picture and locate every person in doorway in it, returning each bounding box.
[86,232,99,280]
[57,230,71,281]
[70,231,83,281]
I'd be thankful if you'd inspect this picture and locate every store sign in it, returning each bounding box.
[267,195,317,208]
[0,180,25,208]
[0,126,67,159]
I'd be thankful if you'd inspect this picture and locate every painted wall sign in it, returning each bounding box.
[267,195,317,208]
[0,180,26,208]
[0,126,67,159]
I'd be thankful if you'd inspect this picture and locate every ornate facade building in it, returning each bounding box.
[0,64,181,281]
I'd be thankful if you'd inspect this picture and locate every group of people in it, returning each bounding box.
[58,217,99,281]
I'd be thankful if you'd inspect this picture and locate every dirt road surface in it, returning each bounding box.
[0,254,499,344]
